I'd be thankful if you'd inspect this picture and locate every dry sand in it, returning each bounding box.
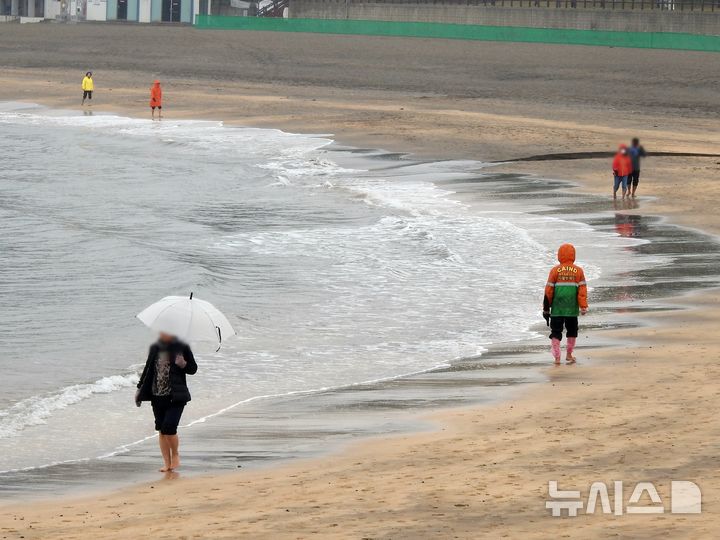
[1,23,720,539]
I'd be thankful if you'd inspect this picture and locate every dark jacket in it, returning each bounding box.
[137,340,197,403]
[628,145,646,171]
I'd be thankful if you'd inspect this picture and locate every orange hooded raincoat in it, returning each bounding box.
[150,81,162,108]
[612,144,633,177]
[543,243,588,317]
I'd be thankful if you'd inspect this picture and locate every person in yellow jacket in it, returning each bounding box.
[81,72,94,106]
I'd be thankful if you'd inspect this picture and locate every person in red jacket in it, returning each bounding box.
[612,144,633,200]
[150,80,163,120]
[543,243,588,365]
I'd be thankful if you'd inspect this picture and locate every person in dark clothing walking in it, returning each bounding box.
[628,137,646,198]
[135,333,197,472]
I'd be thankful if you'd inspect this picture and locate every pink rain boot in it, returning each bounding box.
[551,338,561,365]
[566,337,577,364]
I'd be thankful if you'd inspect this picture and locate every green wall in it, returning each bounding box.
[195,15,720,53]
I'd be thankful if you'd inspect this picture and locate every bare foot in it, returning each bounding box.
[159,464,173,472]
[554,358,561,366]
[170,454,181,470]
[566,354,577,365]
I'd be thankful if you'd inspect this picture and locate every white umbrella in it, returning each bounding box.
[137,292,235,349]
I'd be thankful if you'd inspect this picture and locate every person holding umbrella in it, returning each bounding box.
[135,293,235,473]
[135,333,196,472]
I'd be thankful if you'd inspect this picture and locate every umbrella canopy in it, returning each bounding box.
[137,293,235,348]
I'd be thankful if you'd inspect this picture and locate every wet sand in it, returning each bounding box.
[1,23,720,539]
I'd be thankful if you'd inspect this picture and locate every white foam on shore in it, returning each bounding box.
[0,372,138,439]
[0,361,454,475]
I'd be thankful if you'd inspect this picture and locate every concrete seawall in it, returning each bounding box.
[289,1,720,35]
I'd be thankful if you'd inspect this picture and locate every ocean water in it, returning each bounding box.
[0,103,650,474]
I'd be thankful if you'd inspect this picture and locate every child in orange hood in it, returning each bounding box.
[612,144,633,200]
[543,243,588,365]
[150,80,163,119]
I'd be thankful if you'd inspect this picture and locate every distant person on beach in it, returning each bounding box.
[628,137,646,198]
[135,333,197,472]
[150,80,162,119]
[612,144,633,200]
[81,72,94,106]
[543,243,588,365]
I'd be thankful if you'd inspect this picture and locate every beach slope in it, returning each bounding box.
[2,292,719,538]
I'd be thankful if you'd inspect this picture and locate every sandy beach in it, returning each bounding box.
[1,23,720,539]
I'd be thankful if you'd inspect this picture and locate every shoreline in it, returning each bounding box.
[0,108,593,497]
[3,70,719,236]
[2,27,720,537]
[2,105,720,536]
[3,286,720,538]
[3,105,714,492]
